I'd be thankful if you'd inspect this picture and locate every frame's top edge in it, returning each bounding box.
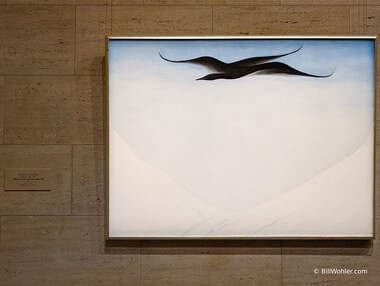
[107,36,377,40]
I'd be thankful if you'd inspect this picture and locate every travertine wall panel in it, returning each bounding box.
[111,0,143,4]
[0,145,71,215]
[0,216,140,286]
[141,254,282,286]
[0,216,104,254]
[112,6,212,35]
[213,6,350,35]
[144,0,281,5]
[72,145,104,215]
[366,7,380,73]
[282,255,380,286]
[0,77,4,144]
[76,6,111,75]
[281,0,358,5]
[140,240,282,286]
[350,5,367,34]
[4,76,103,144]
[0,1,378,286]
[0,6,75,74]
[7,0,108,4]
[0,253,139,286]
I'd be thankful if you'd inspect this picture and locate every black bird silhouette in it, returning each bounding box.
[159,46,333,81]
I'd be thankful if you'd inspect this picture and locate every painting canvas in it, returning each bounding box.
[107,37,375,239]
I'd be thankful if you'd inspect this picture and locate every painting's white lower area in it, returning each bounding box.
[109,125,373,238]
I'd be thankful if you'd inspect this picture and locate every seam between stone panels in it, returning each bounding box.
[4,3,113,6]
[0,214,105,217]
[211,5,214,35]
[2,76,6,144]
[365,0,367,34]
[71,144,74,215]
[106,3,380,6]
[74,6,77,75]
[139,240,143,286]
[0,143,105,146]
[348,4,353,35]
[1,3,379,6]
[0,215,2,251]
[280,240,283,286]
[348,5,350,34]
[0,74,102,76]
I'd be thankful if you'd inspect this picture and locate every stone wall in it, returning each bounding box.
[0,1,379,285]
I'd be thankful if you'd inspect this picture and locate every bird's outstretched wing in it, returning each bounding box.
[159,52,227,72]
[248,62,333,78]
[196,62,333,80]
[230,46,303,67]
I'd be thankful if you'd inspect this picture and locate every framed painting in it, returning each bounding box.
[106,36,375,239]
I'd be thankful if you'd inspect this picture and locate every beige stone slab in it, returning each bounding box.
[142,240,281,255]
[112,0,142,4]
[76,6,111,75]
[0,6,75,74]
[282,240,373,256]
[373,145,380,253]
[7,0,107,4]
[0,77,4,144]
[365,7,380,75]
[366,6,380,35]
[281,0,358,4]
[105,240,142,255]
[213,6,350,35]
[350,5,367,34]
[0,253,140,286]
[375,77,380,144]
[144,0,281,5]
[282,255,380,286]
[141,252,281,286]
[0,145,71,215]
[0,216,141,285]
[4,76,103,144]
[0,216,104,254]
[112,6,212,36]
[72,145,104,215]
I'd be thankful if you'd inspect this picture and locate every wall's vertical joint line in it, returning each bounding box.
[0,216,2,252]
[3,76,6,144]
[111,4,113,36]
[74,6,77,75]
[360,3,363,34]
[359,1,362,34]
[357,1,362,35]
[357,2,360,34]
[211,6,214,35]
[139,241,142,286]
[349,5,352,35]
[71,145,74,215]
[362,1,365,34]
[280,240,283,286]
[365,0,367,35]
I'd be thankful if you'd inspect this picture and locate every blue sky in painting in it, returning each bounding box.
[109,39,375,83]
